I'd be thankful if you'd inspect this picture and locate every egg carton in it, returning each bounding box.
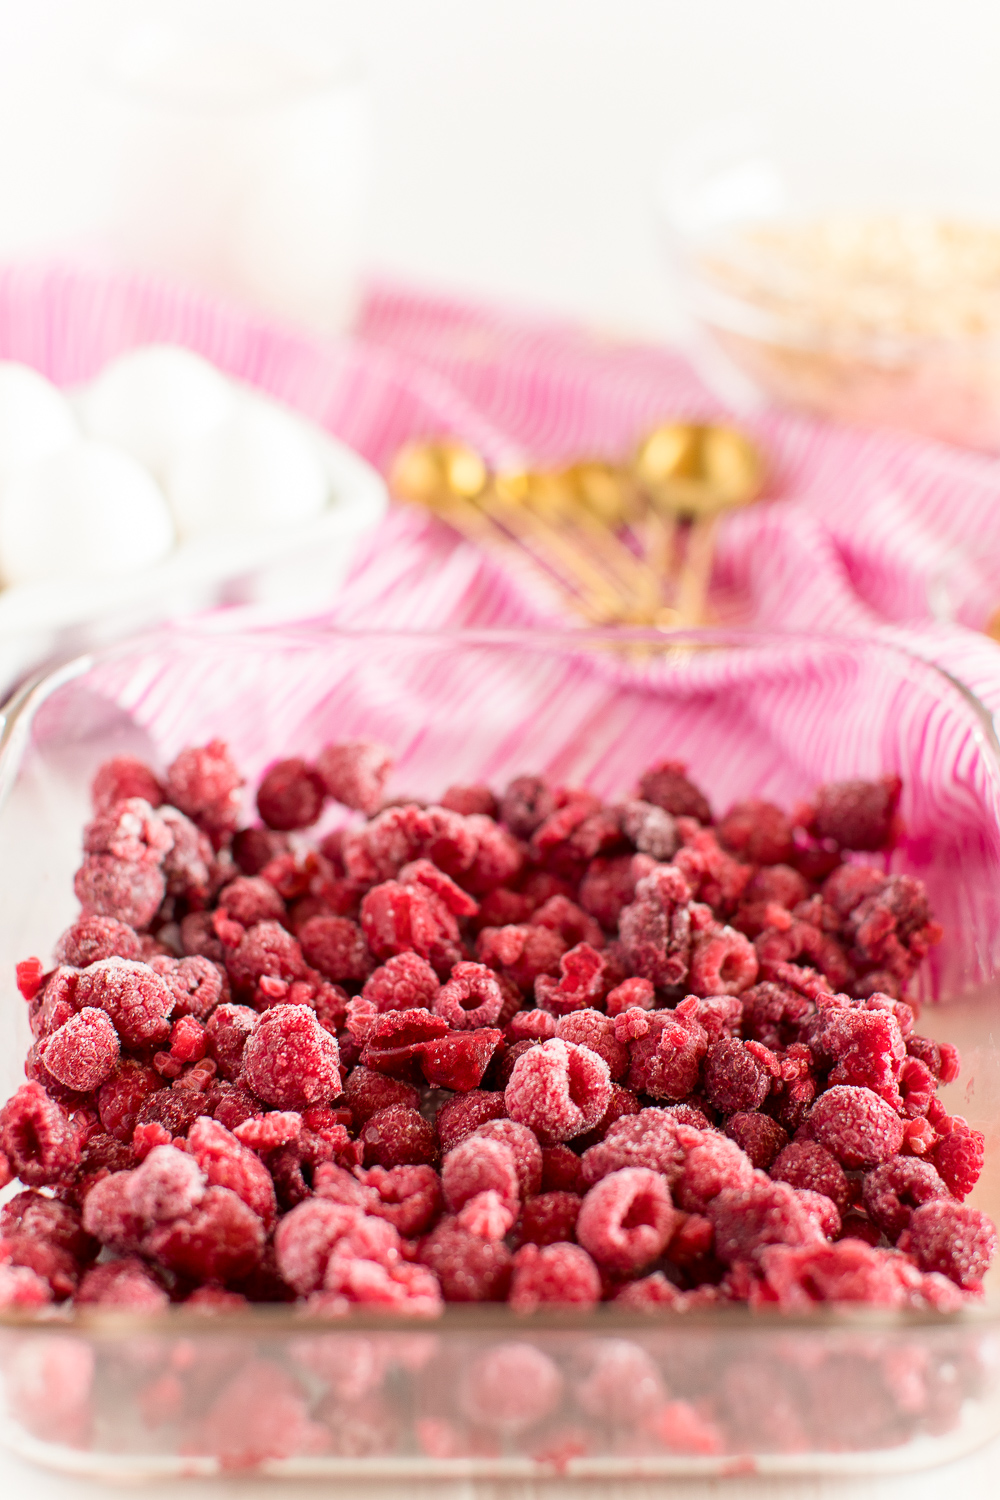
[0,350,387,700]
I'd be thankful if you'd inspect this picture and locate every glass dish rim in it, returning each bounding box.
[1,618,997,1336]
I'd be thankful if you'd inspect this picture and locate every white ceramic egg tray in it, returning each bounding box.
[0,381,387,701]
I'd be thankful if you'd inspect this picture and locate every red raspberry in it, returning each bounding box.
[362,952,440,1013]
[673,827,753,913]
[638,761,712,823]
[361,1105,438,1168]
[54,916,142,968]
[812,1005,906,1105]
[434,963,504,1030]
[619,799,678,860]
[324,1255,443,1315]
[129,1142,206,1223]
[95,1059,161,1142]
[0,1083,81,1187]
[689,927,759,996]
[205,1003,257,1080]
[931,1117,985,1199]
[740,981,812,1049]
[861,1155,950,1240]
[516,1191,581,1247]
[37,1008,119,1092]
[756,1240,908,1308]
[812,775,901,851]
[509,1241,600,1309]
[297,915,373,984]
[360,881,459,972]
[317,1161,442,1237]
[343,1066,419,1127]
[1,1191,95,1262]
[899,1201,997,1288]
[771,1141,850,1215]
[400,858,479,918]
[179,911,226,963]
[232,826,291,876]
[136,1085,209,1139]
[472,1119,542,1198]
[418,1218,511,1301]
[443,1135,519,1223]
[500,775,556,837]
[805,1085,905,1169]
[724,1111,789,1169]
[579,854,643,929]
[83,796,172,866]
[580,1081,640,1146]
[541,1144,585,1193]
[217,876,286,927]
[77,1256,169,1310]
[576,1167,675,1273]
[553,1009,628,1078]
[234,1111,302,1152]
[188,1116,277,1226]
[581,1107,685,1185]
[74,958,173,1048]
[531,896,604,951]
[535,944,609,1017]
[159,807,214,904]
[625,1010,708,1102]
[420,1029,504,1091]
[241,1005,341,1109]
[74,855,166,930]
[435,1090,507,1152]
[508,1010,557,1042]
[708,1175,825,1263]
[273,1198,362,1293]
[474,888,534,933]
[673,1129,756,1213]
[144,1183,265,1282]
[317,741,393,814]
[360,1009,449,1078]
[165,740,244,841]
[476,924,567,993]
[605,976,655,1016]
[717,799,794,865]
[612,1271,686,1310]
[152,955,227,1022]
[166,1014,206,1064]
[92,755,165,813]
[256,758,327,830]
[703,1037,772,1113]
[81,1171,145,1252]
[617,864,692,989]
[0,1235,78,1299]
[226,920,307,993]
[505,1038,611,1143]
[440,784,498,818]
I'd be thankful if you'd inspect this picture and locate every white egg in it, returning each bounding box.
[0,363,78,486]
[0,441,175,586]
[165,400,329,539]
[79,345,236,478]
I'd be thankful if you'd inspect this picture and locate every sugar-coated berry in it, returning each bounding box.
[38,1008,119,1091]
[504,1038,612,1143]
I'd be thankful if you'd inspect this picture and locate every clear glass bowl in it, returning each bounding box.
[660,115,1000,450]
[0,623,998,1480]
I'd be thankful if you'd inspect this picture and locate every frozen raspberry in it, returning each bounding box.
[420,1029,503,1092]
[508,1010,558,1042]
[805,1085,905,1169]
[317,741,392,815]
[152,955,227,1022]
[73,958,172,1048]
[612,1272,686,1310]
[74,855,166,930]
[340,1068,416,1129]
[324,1254,443,1315]
[256,758,327,830]
[361,952,440,1014]
[474,888,534,932]
[812,775,901,851]
[321,1161,442,1237]
[846,875,942,981]
[472,1118,543,1199]
[38,1008,119,1092]
[619,799,678,860]
[83,796,172,866]
[703,1037,772,1113]
[443,1136,520,1221]
[0,1083,80,1187]
[241,1005,341,1109]
[179,910,225,963]
[129,1143,206,1223]
[460,813,524,895]
[605,977,655,1016]
[552,1009,627,1078]
[576,1167,675,1273]
[234,1111,301,1153]
[232,826,291,876]
[216,876,286,928]
[509,1241,600,1309]
[499,775,556,838]
[476,924,567,993]
[77,1256,169,1310]
[861,1156,950,1240]
[439,784,498,818]
[755,920,852,992]
[625,1009,708,1102]
[581,1108,685,1185]
[717,800,794,865]
[0,1261,52,1308]
[136,1084,208,1139]
[418,1218,511,1301]
[81,1171,145,1252]
[456,1189,516,1239]
[756,1240,907,1308]
[899,1201,997,1288]
[226,920,307,994]
[273,1198,363,1293]
[638,761,712,823]
[360,881,457,972]
[96,1060,161,1141]
[617,865,692,989]
[516,1191,581,1247]
[361,1105,437,1168]
[188,1116,277,1226]
[531,896,605,951]
[724,1111,789,1169]
[360,1008,449,1078]
[165,740,244,841]
[579,854,643,929]
[505,1038,611,1143]
[1,1191,95,1263]
[92,755,165,813]
[167,1012,208,1062]
[143,1183,265,1282]
[535,944,609,1017]
[433,963,504,1030]
[689,927,759,997]
[581,1082,641,1146]
[740,981,812,1050]
[158,806,214,903]
[15,956,45,1002]
[541,1144,585,1193]
[812,1005,906,1106]
[296,915,372,985]
[205,1003,257,1080]
[931,1117,985,1199]
[708,1174,825,1263]
[435,1090,507,1153]
[673,1130,756,1213]
[771,1141,850,1215]
[400,858,479,918]
[54,916,142,968]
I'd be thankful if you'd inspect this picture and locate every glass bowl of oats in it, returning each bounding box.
[660,115,1000,450]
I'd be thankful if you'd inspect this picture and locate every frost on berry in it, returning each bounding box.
[861,1156,950,1241]
[473,1119,543,1200]
[274,1198,363,1294]
[689,927,759,997]
[217,876,285,928]
[257,758,327,830]
[418,1219,511,1301]
[165,740,244,841]
[205,1003,257,1080]
[811,1004,906,1105]
[241,1005,341,1109]
[344,1066,420,1126]
[129,1143,207,1223]
[509,1241,600,1310]
[606,976,655,1016]
[74,855,166,930]
[361,1105,437,1168]
[299,916,374,984]
[362,952,440,1013]
[433,962,503,1030]
[708,1174,825,1263]
[805,1085,905,1169]
[673,1130,756,1214]
[360,881,459,973]
[360,1008,449,1079]
[0,1083,80,1187]
[812,775,901,851]
[475,924,567,993]
[504,1038,611,1143]
[83,796,173,866]
[316,1161,442,1237]
[535,944,609,1017]
[724,1111,789,1169]
[717,799,793,865]
[76,1257,169,1311]
[516,1190,581,1248]
[703,1037,773,1113]
[151,954,227,1022]
[159,806,214,904]
[97,1060,162,1141]
[226,920,308,994]
[771,1142,850,1216]
[899,1201,998,1288]
[443,1136,520,1222]
[576,1167,675,1273]
[38,1008,119,1091]
[317,741,393,815]
[638,761,712,823]
[188,1116,277,1226]
[420,1029,503,1092]
[92,755,165,813]
[435,1090,507,1152]
[617,864,692,989]
[581,1108,687,1186]
[143,1185,265,1283]
[625,1010,708,1102]
[54,916,142,968]
[931,1117,986,1199]
[755,1240,908,1309]
[554,1009,628,1079]
[75,958,174,1047]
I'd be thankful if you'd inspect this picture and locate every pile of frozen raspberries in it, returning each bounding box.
[0,739,995,1317]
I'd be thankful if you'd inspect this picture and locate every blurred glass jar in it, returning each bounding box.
[0,0,370,336]
[659,113,1000,451]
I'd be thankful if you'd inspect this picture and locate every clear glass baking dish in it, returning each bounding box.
[0,623,998,1481]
